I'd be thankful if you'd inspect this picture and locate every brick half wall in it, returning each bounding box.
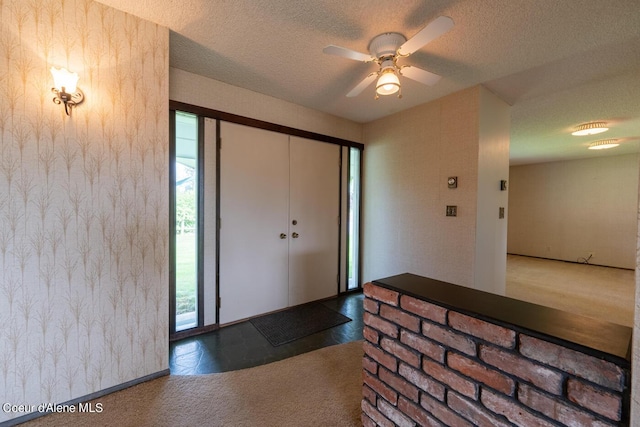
[361,282,630,426]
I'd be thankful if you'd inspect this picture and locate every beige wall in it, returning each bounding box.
[362,85,509,292]
[474,87,510,294]
[0,1,168,423]
[170,68,363,143]
[508,154,638,269]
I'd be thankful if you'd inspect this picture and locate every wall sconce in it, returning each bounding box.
[50,67,84,115]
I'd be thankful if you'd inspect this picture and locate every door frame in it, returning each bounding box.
[169,100,364,338]
[170,101,364,149]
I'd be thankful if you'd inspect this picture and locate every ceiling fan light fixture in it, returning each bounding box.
[572,122,609,136]
[324,16,453,99]
[588,139,619,150]
[376,69,400,96]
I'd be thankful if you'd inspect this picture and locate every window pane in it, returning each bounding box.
[175,112,198,331]
[348,148,361,290]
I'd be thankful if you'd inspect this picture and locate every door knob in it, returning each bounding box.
[280,233,287,239]
[292,232,299,238]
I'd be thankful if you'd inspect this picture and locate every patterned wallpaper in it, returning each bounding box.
[0,0,168,422]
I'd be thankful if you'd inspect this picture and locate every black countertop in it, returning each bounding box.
[372,273,632,365]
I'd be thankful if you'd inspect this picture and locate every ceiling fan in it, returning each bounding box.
[323,16,454,99]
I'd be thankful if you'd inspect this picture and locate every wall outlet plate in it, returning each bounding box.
[446,205,457,217]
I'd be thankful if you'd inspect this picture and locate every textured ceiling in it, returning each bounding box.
[97,0,640,164]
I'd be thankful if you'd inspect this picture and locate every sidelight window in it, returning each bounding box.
[172,112,199,332]
[347,147,361,290]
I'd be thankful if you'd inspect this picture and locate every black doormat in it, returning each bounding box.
[250,302,352,347]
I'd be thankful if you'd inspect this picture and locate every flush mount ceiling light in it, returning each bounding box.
[588,139,619,150]
[50,66,84,116]
[571,122,609,136]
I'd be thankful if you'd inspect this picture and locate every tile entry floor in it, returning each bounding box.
[169,292,364,374]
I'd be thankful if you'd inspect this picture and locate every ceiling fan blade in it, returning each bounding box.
[398,16,454,56]
[323,45,374,62]
[401,66,442,86]
[346,73,377,97]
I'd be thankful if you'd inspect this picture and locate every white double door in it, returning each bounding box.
[219,122,340,324]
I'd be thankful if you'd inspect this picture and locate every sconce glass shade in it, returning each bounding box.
[50,67,79,93]
[588,139,619,150]
[571,122,608,136]
[376,69,400,96]
[50,66,84,116]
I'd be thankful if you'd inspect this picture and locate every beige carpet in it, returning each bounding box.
[19,341,363,427]
[506,254,635,327]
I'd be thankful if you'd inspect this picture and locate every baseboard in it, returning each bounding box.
[0,369,170,427]
[506,253,634,271]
